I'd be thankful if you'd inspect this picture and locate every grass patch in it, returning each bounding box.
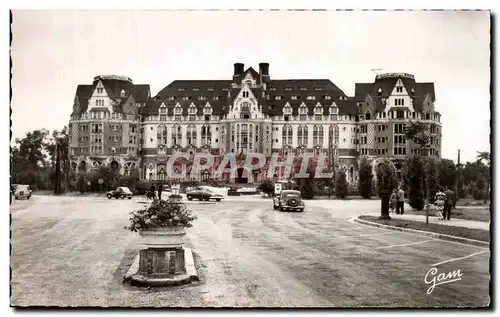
[359,215,490,242]
[405,207,490,223]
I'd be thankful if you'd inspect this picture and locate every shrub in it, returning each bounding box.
[472,177,486,200]
[299,179,316,199]
[124,200,197,232]
[405,155,425,210]
[77,174,86,193]
[335,170,349,199]
[134,181,150,195]
[358,158,373,199]
[257,179,275,196]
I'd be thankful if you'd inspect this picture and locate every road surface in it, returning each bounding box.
[11,195,490,307]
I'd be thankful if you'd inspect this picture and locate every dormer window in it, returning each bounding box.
[174,106,183,114]
[182,96,189,100]
[207,88,214,91]
[285,87,292,91]
[315,88,323,91]
[283,105,292,114]
[275,96,282,100]
[178,88,185,91]
[193,88,200,91]
[198,96,206,100]
[188,105,197,114]
[377,88,382,96]
[291,96,298,100]
[245,80,252,86]
[314,105,323,114]
[396,86,403,93]
[97,88,103,94]
[299,105,307,114]
[168,96,175,100]
[324,95,332,100]
[306,96,316,100]
[300,87,307,91]
[213,96,220,100]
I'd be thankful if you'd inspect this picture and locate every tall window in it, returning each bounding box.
[297,125,308,146]
[282,125,292,146]
[313,125,324,146]
[174,105,183,121]
[329,125,339,145]
[201,125,211,146]
[187,125,197,145]
[157,125,167,145]
[172,125,182,145]
[159,106,167,121]
[299,105,307,121]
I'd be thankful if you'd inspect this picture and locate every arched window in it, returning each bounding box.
[297,125,308,146]
[172,125,182,145]
[313,125,324,146]
[157,166,166,181]
[329,125,340,145]
[282,124,292,146]
[157,124,167,145]
[365,110,372,120]
[187,125,197,145]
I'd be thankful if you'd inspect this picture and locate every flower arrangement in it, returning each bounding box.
[124,199,197,232]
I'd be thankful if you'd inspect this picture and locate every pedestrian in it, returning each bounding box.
[390,189,398,214]
[150,184,157,200]
[396,186,405,215]
[444,187,455,220]
[158,183,163,200]
[435,188,446,220]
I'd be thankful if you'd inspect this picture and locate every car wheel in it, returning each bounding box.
[107,195,112,199]
[300,208,304,212]
[128,197,132,199]
[205,197,210,201]
[187,196,193,201]
[27,196,31,200]
[15,196,18,200]
[273,205,277,210]
[121,195,125,199]
[115,196,119,199]
[216,198,221,202]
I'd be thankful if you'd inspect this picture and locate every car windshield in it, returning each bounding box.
[17,185,29,191]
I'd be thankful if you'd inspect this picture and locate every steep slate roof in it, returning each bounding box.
[72,78,150,114]
[146,76,353,116]
[354,75,436,113]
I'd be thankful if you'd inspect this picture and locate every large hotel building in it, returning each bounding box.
[68,63,442,184]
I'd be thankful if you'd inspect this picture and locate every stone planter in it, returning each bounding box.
[138,226,186,249]
[130,226,192,287]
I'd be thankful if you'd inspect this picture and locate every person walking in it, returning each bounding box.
[396,186,405,215]
[158,183,164,200]
[444,187,455,220]
[390,189,398,214]
[150,184,157,200]
[435,189,446,220]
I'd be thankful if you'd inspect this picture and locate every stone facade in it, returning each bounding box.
[68,67,442,185]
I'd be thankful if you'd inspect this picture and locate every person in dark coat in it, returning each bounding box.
[444,187,455,220]
[158,184,163,200]
[150,184,157,200]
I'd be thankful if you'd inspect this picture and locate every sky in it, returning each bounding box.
[10,10,491,163]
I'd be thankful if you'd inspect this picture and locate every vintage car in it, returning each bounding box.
[106,186,133,199]
[14,184,32,200]
[186,189,224,202]
[273,190,305,212]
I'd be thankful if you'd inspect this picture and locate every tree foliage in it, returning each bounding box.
[358,157,373,199]
[335,170,349,199]
[257,179,275,196]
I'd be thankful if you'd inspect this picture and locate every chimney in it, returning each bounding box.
[259,63,270,83]
[233,63,244,79]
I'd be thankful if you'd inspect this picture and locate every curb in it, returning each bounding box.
[353,216,490,248]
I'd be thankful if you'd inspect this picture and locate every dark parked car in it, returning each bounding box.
[186,189,224,202]
[273,190,304,212]
[107,187,133,199]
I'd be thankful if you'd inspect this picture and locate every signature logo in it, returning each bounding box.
[425,267,463,294]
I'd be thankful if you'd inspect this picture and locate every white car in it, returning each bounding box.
[14,185,32,200]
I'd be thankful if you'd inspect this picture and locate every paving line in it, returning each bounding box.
[431,250,490,267]
[336,232,394,239]
[375,239,436,250]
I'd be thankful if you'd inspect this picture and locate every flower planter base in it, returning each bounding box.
[125,247,198,287]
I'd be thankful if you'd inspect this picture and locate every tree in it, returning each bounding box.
[425,157,441,203]
[439,159,457,189]
[335,170,348,199]
[405,155,426,210]
[472,175,487,200]
[358,157,373,199]
[376,159,398,220]
[476,151,490,203]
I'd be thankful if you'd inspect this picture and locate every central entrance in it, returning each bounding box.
[235,167,248,184]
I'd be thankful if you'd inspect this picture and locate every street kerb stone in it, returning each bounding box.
[352,216,490,248]
[123,247,199,286]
